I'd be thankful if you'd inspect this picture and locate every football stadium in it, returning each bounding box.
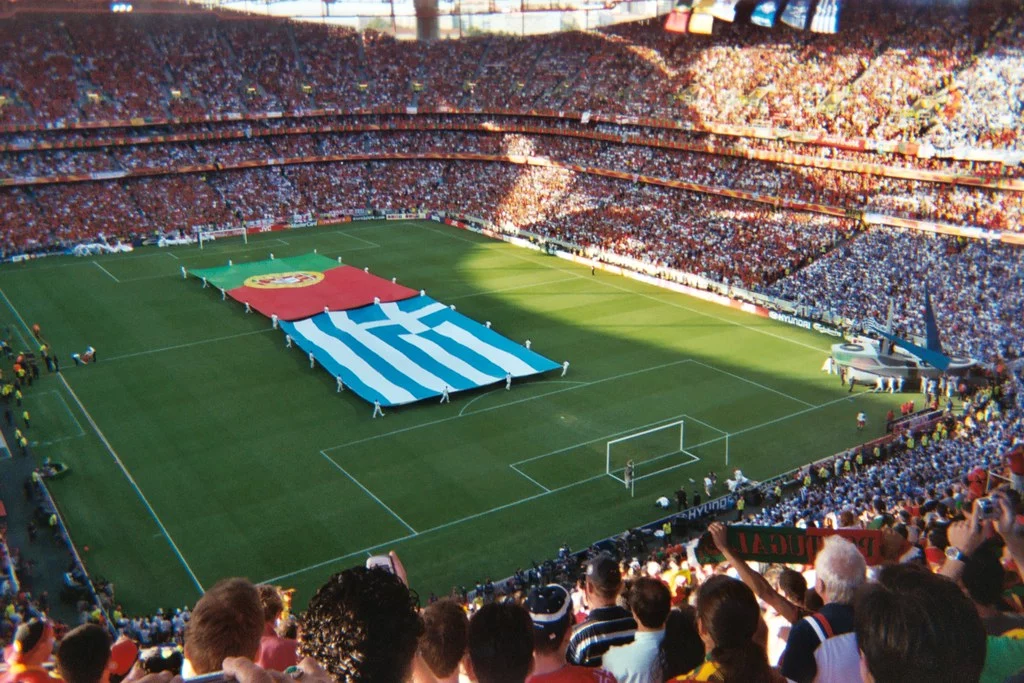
[0,0,1022,681]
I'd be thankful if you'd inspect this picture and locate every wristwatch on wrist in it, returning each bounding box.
[945,546,968,562]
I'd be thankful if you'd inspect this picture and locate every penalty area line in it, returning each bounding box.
[260,469,611,586]
[325,359,695,453]
[320,451,418,535]
[509,464,551,492]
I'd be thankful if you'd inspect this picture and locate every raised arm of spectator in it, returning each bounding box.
[940,501,986,581]
[708,522,802,623]
[992,491,1024,583]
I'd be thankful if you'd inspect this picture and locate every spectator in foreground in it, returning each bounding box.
[524,584,614,683]
[658,608,704,681]
[255,584,297,672]
[58,623,180,683]
[779,535,866,683]
[466,602,534,683]
[413,599,468,683]
[671,575,784,683]
[56,624,113,683]
[566,554,637,667]
[183,578,264,676]
[854,565,986,683]
[601,577,671,682]
[299,566,423,683]
[1,619,56,683]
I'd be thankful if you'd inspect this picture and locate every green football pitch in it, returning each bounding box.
[0,220,894,612]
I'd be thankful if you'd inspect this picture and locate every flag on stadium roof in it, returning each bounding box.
[708,0,738,22]
[810,0,840,33]
[780,0,811,29]
[664,0,691,33]
[190,253,418,321]
[688,1,715,33]
[280,296,561,406]
[750,0,778,27]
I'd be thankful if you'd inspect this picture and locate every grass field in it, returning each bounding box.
[0,219,896,612]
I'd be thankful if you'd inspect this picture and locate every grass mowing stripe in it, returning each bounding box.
[58,373,205,594]
[270,391,869,584]
[509,464,551,492]
[3,221,887,609]
[46,390,86,436]
[324,359,696,453]
[260,470,611,585]
[0,287,35,350]
[103,329,274,362]
[413,221,827,354]
[320,451,418,534]
[690,360,815,407]
[92,261,121,283]
[445,275,583,302]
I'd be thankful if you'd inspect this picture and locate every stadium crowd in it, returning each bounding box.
[1,3,1024,680]
[2,366,1022,683]
[0,0,1021,153]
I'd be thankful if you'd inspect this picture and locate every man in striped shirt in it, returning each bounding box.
[565,554,636,667]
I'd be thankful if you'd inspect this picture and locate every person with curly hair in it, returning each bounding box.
[299,564,423,683]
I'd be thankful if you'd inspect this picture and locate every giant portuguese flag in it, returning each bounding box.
[190,254,418,321]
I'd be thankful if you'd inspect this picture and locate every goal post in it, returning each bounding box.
[605,416,730,491]
[197,226,248,249]
[606,420,685,482]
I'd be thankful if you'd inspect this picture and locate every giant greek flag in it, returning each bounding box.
[280,296,561,406]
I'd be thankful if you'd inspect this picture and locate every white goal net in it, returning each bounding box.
[197,226,248,249]
[605,417,729,493]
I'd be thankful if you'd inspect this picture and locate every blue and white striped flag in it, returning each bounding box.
[280,296,561,406]
[810,0,840,33]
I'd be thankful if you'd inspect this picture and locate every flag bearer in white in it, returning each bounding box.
[373,400,385,418]
[440,385,450,404]
[506,372,512,390]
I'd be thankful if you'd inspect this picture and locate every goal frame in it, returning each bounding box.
[606,419,685,486]
[197,226,248,249]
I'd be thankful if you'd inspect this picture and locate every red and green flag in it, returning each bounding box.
[190,253,418,321]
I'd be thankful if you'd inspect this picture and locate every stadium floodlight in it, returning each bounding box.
[110,2,134,11]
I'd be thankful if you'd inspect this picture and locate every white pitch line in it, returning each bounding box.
[58,372,204,594]
[512,413,693,466]
[92,261,121,283]
[325,359,696,453]
[690,360,815,407]
[415,221,827,354]
[509,464,551,492]
[457,379,585,417]
[0,288,35,350]
[103,329,273,362]
[260,470,610,585]
[47,390,86,437]
[340,232,380,248]
[0,250,180,276]
[445,275,583,303]
[264,387,869,585]
[725,392,868,439]
[320,451,418,534]
[119,274,173,283]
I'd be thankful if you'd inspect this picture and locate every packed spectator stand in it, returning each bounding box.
[2,0,1024,679]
